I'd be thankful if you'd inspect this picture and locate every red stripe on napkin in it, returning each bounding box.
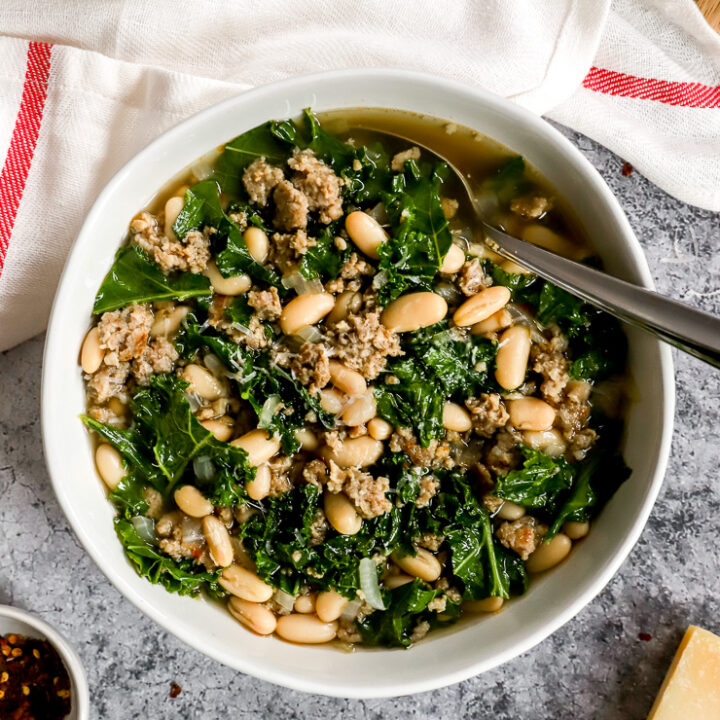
[0,41,53,276]
[583,66,720,108]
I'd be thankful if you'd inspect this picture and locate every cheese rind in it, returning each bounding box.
[647,625,720,719]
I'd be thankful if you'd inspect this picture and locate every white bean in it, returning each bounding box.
[220,563,273,602]
[320,437,383,468]
[231,430,280,466]
[80,327,105,374]
[563,521,590,540]
[315,591,348,622]
[164,196,184,240]
[326,290,361,326]
[523,429,567,457]
[280,292,335,336]
[391,549,442,582]
[324,492,362,535]
[182,363,224,400]
[522,225,580,259]
[384,574,414,590]
[453,286,511,327]
[275,614,338,644]
[202,515,234,567]
[243,226,269,263]
[203,260,251,296]
[440,244,465,274]
[200,417,234,442]
[95,443,125,489]
[442,402,472,432]
[500,259,533,275]
[508,397,556,431]
[319,387,347,414]
[381,292,448,333]
[495,326,531,390]
[294,593,317,614]
[526,534,572,573]
[150,305,189,337]
[342,390,376,427]
[245,464,272,501]
[329,360,367,396]
[470,308,512,335]
[367,417,392,441]
[174,485,213,518]
[294,428,319,451]
[345,211,387,259]
[496,500,526,521]
[228,597,277,636]
[464,596,504,613]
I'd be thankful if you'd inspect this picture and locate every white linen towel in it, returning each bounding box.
[0,0,718,350]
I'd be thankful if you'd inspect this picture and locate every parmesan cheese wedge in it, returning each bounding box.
[647,626,720,719]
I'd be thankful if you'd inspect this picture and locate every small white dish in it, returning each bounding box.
[42,69,674,697]
[0,605,89,718]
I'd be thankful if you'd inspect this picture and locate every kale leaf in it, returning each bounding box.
[494,446,575,511]
[299,226,351,281]
[375,324,496,447]
[93,245,211,314]
[114,517,224,598]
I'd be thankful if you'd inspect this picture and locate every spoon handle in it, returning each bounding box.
[482,224,720,368]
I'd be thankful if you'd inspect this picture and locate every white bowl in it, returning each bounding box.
[0,605,89,718]
[42,69,674,698]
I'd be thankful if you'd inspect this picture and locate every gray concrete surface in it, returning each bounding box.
[1,123,718,718]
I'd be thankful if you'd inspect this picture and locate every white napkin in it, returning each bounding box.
[0,0,718,351]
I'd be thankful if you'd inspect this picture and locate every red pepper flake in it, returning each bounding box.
[170,682,182,698]
[638,632,652,642]
[621,162,633,177]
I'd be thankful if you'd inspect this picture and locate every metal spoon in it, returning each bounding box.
[366,128,720,368]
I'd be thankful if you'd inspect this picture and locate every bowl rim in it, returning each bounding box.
[0,604,90,717]
[41,67,675,698]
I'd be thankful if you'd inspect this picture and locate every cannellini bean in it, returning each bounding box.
[229,536,256,570]
[182,364,224,400]
[523,429,567,457]
[508,397,556,431]
[496,500,526,521]
[464,596,504,613]
[203,260,251,296]
[566,379,592,403]
[453,286,511,327]
[526,534,572,573]
[324,492,362,535]
[440,244,465,274]
[563,521,590,540]
[202,515,234,567]
[200,417,234,442]
[280,292,335,336]
[95,443,125,489]
[164,196,184,240]
[320,437,383,468]
[230,429,280,466]
[500,258,533,275]
[367,417,392,441]
[384,574,414,590]
[319,387,347,414]
[329,360,367,396]
[174,485,213,518]
[80,327,105,374]
[342,390,376,427]
[243,226,269,263]
[470,308,513,335]
[381,292,448,333]
[345,211,387,259]
[220,563,273,602]
[150,305,189,337]
[315,591,348,623]
[442,402,472,432]
[391,549,442,582]
[294,593,317,614]
[245,464,272,501]
[495,326,531,390]
[295,427,319,451]
[522,225,579,259]
[326,290,361,326]
[228,597,277,636]
[275,614,338,644]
